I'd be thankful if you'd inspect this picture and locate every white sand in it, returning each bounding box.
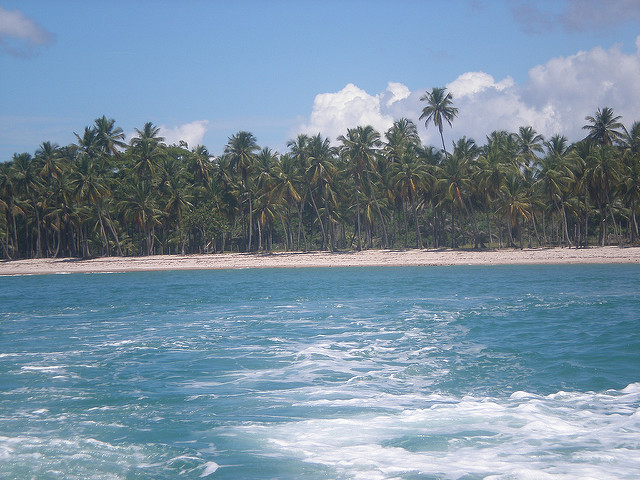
[1,246,639,276]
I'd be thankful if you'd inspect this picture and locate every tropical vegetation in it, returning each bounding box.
[2,97,640,259]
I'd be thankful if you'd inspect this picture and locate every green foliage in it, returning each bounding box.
[2,106,640,258]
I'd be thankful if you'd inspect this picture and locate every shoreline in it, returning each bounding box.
[1,246,639,276]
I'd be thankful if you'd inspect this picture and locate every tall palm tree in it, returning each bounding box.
[131,122,164,146]
[338,125,388,249]
[94,116,126,156]
[287,134,313,249]
[271,153,303,251]
[516,126,544,171]
[534,135,574,246]
[129,130,166,181]
[583,107,625,146]
[70,153,122,256]
[225,131,259,251]
[0,161,25,257]
[384,118,421,163]
[307,134,337,250]
[435,137,478,248]
[585,145,622,245]
[190,145,212,187]
[117,178,163,255]
[621,122,640,242]
[160,159,193,254]
[10,153,44,257]
[419,87,458,154]
[496,170,532,248]
[389,154,429,248]
[36,141,63,182]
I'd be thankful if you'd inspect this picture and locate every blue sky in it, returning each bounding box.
[1,0,640,161]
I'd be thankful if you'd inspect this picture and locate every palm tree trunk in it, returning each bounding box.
[410,192,422,249]
[95,203,110,256]
[323,185,334,251]
[440,129,447,155]
[247,191,253,252]
[450,202,455,248]
[103,207,123,256]
[561,203,573,247]
[531,213,541,247]
[54,213,61,257]
[486,211,493,247]
[403,201,409,248]
[280,215,288,251]
[31,198,42,258]
[365,172,388,248]
[11,204,18,257]
[632,201,639,243]
[600,202,607,246]
[308,187,326,250]
[608,202,622,245]
[356,194,362,251]
[507,212,515,247]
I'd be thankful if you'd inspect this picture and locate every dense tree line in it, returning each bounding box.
[1,90,639,259]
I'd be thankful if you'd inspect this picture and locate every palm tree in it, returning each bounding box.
[496,170,532,248]
[70,153,122,256]
[271,153,303,251]
[338,125,388,249]
[10,153,44,257]
[583,107,625,146]
[585,144,622,245]
[516,126,544,171]
[419,87,458,154]
[36,141,63,182]
[384,118,421,163]
[0,161,25,258]
[225,131,259,251]
[389,154,430,248]
[129,128,166,181]
[160,159,193,254]
[307,134,337,250]
[534,135,574,246]
[435,137,478,248]
[621,122,640,242]
[190,145,213,187]
[131,122,164,146]
[94,116,126,156]
[117,178,164,255]
[287,134,312,249]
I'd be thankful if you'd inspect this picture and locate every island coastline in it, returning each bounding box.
[1,246,639,276]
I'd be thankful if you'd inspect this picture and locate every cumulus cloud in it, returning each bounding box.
[160,120,209,148]
[447,72,514,99]
[509,0,640,34]
[447,39,640,143]
[296,83,414,142]
[0,6,54,57]
[294,37,640,148]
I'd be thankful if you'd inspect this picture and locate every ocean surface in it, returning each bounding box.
[1,265,639,479]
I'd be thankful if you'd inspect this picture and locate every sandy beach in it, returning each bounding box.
[1,246,639,276]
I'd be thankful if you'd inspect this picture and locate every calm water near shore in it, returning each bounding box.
[1,265,639,479]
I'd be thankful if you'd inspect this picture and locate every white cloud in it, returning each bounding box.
[296,83,412,142]
[295,37,640,149]
[445,73,564,144]
[0,6,54,57]
[447,72,514,99]
[160,120,209,148]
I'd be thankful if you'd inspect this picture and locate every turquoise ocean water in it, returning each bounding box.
[1,265,639,479]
